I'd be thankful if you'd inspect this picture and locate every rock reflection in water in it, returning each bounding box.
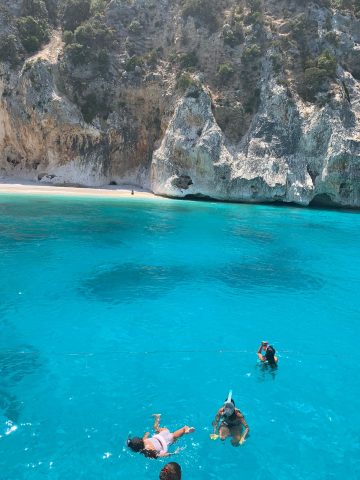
[81,263,189,304]
[218,260,323,292]
[0,344,42,423]
[0,389,21,423]
[0,344,41,383]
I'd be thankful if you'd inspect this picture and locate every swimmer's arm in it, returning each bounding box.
[239,414,249,444]
[158,449,180,458]
[143,432,150,440]
[257,343,265,361]
[212,408,223,433]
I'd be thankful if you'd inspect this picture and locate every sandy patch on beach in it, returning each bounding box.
[0,181,158,199]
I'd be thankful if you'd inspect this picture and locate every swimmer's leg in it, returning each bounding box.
[172,425,195,441]
[230,426,242,447]
[219,424,230,442]
[152,413,162,432]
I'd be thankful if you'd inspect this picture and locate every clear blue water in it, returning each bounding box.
[0,194,359,480]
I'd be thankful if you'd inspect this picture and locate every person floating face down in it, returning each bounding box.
[211,391,249,446]
[127,414,194,459]
[160,462,181,480]
[257,341,278,367]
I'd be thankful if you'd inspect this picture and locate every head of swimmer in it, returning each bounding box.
[127,436,144,452]
[223,398,235,417]
[160,462,182,480]
[265,345,276,365]
[127,437,158,458]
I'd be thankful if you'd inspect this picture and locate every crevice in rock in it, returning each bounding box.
[183,193,217,201]
[172,174,193,190]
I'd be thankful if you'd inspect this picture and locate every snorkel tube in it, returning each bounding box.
[223,390,235,417]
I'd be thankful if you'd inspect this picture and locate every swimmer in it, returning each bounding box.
[127,414,194,459]
[211,391,249,446]
[160,462,182,480]
[257,341,278,367]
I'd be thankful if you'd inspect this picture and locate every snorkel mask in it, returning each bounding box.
[223,390,235,417]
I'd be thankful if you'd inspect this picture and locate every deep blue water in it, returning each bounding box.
[0,194,359,480]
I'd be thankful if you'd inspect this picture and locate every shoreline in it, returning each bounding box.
[0,182,158,199]
[0,181,358,212]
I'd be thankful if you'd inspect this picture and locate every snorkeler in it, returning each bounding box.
[127,414,194,459]
[257,341,278,366]
[160,462,182,480]
[211,391,249,446]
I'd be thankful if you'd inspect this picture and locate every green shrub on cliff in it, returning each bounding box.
[146,48,160,66]
[65,42,87,65]
[176,72,199,90]
[64,16,114,66]
[302,52,337,100]
[74,17,114,49]
[178,51,198,69]
[217,62,235,82]
[124,55,144,72]
[61,0,91,31]
[181,0,218,31]
[21,0,49,20]
[288,13,317,45]
[63,30,74,44]
[304,67,328,97]
[128,20,142,34]
[244,11,263,27]
[242,44,261,63]
[247,0,261,12]
[0,35,21,66]
[21,0,58,24]
[317,52,337,77]
[90,0,110,15]
[80,92,104,122]
[17,16,49,53]
[223,22,244,47]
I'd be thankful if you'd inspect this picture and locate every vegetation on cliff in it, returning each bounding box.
[0,1,358,136]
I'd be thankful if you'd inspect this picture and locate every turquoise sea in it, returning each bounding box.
[0,194,359,480]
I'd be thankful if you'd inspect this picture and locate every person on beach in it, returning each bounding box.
[211,391,249,446]
[127,414,194,459]
[160,462,182,480]
[257,341,278,367]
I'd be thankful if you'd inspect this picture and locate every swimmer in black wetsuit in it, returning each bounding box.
[211,392,249,446]
[257,341,278,367]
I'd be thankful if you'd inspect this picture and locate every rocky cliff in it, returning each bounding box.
[1,0,360,207]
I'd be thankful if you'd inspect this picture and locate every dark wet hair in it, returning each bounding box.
[127,437,158,459]
[160,462,182,480]
[127,437,144,452]
[224,397,235,407]
[265,345,276,365]
[142,449,158,459]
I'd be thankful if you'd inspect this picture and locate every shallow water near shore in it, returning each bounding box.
[0,194,359,480]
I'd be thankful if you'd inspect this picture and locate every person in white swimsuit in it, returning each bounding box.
[127,414,194,459]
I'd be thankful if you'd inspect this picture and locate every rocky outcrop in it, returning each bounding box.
[1,0,360,207]
[0,56,165,187]
[152,73,360,207]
